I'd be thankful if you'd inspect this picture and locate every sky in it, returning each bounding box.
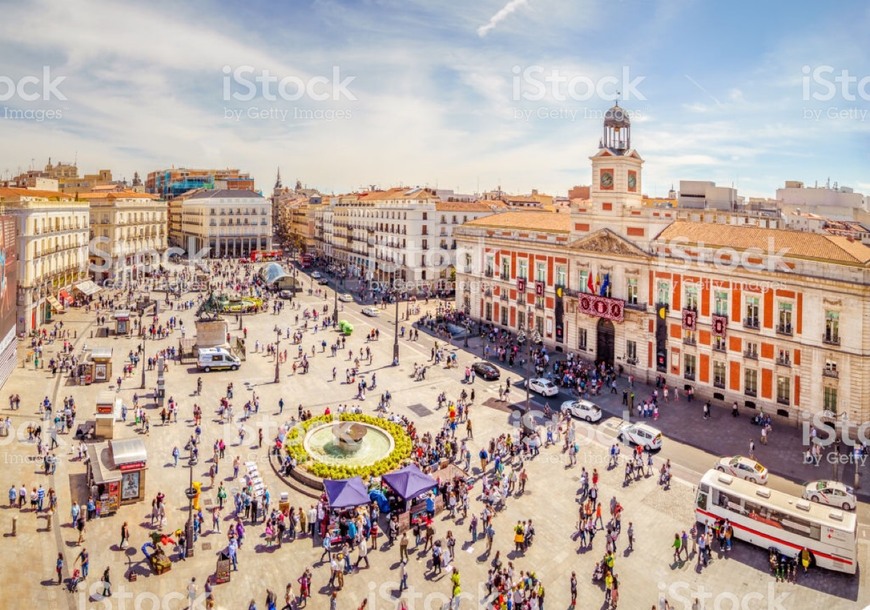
[0,0,868,199]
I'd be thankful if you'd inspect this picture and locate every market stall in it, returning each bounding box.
[85,438,148,516]
[381,464,439,531]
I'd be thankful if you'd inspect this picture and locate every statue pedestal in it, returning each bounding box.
[195,319,229,349]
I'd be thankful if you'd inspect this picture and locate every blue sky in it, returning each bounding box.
[0,0,868,198]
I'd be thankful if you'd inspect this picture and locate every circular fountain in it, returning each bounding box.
[303,421,394,468]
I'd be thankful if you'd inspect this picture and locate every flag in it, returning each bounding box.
[600,273,610,296]
[596,273,601,292]
[586,272,594,293]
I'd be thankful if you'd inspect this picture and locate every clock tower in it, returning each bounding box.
[590,102,643,209]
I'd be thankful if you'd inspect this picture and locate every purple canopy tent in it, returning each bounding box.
[381,464,437,501]
[323,477,371,509]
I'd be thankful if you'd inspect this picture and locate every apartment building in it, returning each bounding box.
[170,189,271,257]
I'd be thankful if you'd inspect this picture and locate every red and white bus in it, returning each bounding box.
[250,250,282,262]
[695,469,857,574]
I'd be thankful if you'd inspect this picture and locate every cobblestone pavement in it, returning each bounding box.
[0,268,865,610]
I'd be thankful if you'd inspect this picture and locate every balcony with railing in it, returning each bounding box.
[683,336,696,346]
[744,387,757,397]
[823,331,840,346]
[776,356,791,367]
[823,368,839,379]
[713,378,725,389]
[484,268,494,278]
[776,323,793,336]
[744,349,758,359]
[744,317,760,330]
[624,300,647,311]
[776,395,790,406]
[684,371,696,381]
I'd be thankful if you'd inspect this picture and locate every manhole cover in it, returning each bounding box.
[201,542,212,551]
[204,499,214,507]
[407,403,432,417]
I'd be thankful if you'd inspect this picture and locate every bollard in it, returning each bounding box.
[90,331,93,338]
[46,512,52,531]
[11,516,16,536]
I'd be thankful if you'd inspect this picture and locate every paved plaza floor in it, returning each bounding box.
[0,268,866,610]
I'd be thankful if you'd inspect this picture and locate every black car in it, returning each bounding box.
[471,361,500,380]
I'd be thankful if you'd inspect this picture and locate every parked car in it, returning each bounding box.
[311,271,322,279]
[338,293,354,302]
[524,377,559,397]
[715,456,768,485]
[278,290,294,299]
[361,306,380,317]
[617,422,663,451]
[560,399,602,422]
[471,361,500,381]
[317,277,329,285]
[803,480,856,510]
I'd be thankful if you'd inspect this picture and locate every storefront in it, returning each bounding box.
[85,438,148,516]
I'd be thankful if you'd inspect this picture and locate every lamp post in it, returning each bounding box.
[184,456,196,558]
[392,289,400,365]
[139,312,146,389]
[333,284,338,326]
[524,330,541,413]
[463,321,470,348]
[274,325,281,383]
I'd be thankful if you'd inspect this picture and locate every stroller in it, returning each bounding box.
[67,568,82,593]
[591,559,605,582]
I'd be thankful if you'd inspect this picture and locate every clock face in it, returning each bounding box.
[627,172,637,191]
[600,171,614,189]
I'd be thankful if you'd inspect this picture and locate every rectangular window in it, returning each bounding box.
[713,336,727,352]
[485,256,494,277]
[745,296,759,328]
[556,265,566,287]
[535,296,545,310]
[823,387,838,413]
[535,262,546,283]
[535,316,544,336]
[776,376,790,405]
[579,328,587,350]
[777,348,791,366]
[518,260,528,280]
[626,340,637,363]
[824,360,839,378]
[713,361,726,389]
[684,353,696,380]
[579,271,589,293]
[500,306,508,326]
[824,311,840,344]
[684,284,698,311]
[656,281,670,306]
[683,330,697,345]
[517,310,525,331]
[626,278,638,304]
[714,290,728,316]
[745,341,758,359]
[501,258,510,280]
[484,302,492,321]
[744,369,758,397]
[422,212,428,220]
[777,302,793,335]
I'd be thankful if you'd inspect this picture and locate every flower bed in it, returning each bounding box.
[285,413,412,480]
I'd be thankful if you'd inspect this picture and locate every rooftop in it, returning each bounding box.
[186,189,263,200]
[0,187,73,201]
[435,200,504,212]
[80,190,160,201]
[461,210,571,233]
[657,221,870,265]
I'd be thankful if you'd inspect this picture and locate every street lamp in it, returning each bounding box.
[184,456,196,558]
[139,312,146,390]
[333,284,338,326]
[392,289,400,365]
[463,321,470,348]
[524,330,542,413]
[274,325,281,383]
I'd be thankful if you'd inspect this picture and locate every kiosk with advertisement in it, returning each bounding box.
[85,438,147,516]
[84,347,113,383]
[114,310,131,335]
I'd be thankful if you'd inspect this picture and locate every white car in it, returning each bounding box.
[803,480,856,511]
[278,289,294,299]
[524,378,559,397]
[338,293,354,302]
[311,271,322,279]
[361,306,380,317]
[617,422,663,451]
[716,456,768,485]
[560,399,602,423]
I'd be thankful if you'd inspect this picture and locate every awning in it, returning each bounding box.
[381,464,437,501]
[59,289,72,304]
[46,295,64,312]
[87,442,118,485]
[110,438,147,468]
[74,280,102,296]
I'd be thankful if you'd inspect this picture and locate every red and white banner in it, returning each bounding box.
[577,294,624,322]
[517,278,526,292]
[682,308,697,330]
[535,281,545,296]
[712,314,728,337]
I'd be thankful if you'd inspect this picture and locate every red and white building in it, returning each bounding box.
[454,105,870,422]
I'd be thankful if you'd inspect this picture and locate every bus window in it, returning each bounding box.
[696,491,708,511]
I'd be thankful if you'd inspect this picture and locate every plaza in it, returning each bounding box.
[0,263,866,610]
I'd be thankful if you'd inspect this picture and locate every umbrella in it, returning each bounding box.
[382,464,437,501]
[324,477,370,509]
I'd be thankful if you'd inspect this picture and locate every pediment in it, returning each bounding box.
[569,228,649,257]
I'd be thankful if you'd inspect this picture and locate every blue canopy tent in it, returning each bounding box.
[324,477,371,509]
[381,464,437,501]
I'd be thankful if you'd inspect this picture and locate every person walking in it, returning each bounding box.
[570,571,577,607]
[101,567,112,598]
[119,521,130,549]
[75,547,89,579]
[55,553,64,585]
[187,578,198,609]
[703,402,710,420]
[627,522,634,552]
[399,559,408,591]
[749,439,756,460]
[672,533,682,562]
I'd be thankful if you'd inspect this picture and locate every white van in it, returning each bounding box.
[197,348,241,372]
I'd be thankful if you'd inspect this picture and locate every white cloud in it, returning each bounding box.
[477,0,529,37]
